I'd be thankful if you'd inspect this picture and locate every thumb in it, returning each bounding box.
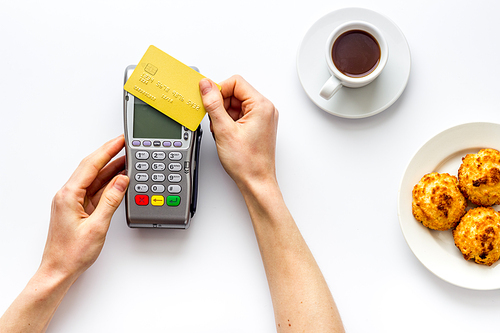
[199,79,233,131]
[92,174,129,226]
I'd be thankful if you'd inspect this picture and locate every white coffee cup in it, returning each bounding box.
[319,21,389,99]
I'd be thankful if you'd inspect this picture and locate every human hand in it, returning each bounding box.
[40,135,129,282]
[200,78,345,333]
[199,76,279,191]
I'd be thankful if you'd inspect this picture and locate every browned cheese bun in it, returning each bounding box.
[458,148,500,206]
[453,207,500,266]
[412,172,467,230]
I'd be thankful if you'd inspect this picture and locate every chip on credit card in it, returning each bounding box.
[124,45,220,131]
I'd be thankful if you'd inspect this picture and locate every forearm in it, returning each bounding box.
[240,179,344,332]
[0,266,75,333]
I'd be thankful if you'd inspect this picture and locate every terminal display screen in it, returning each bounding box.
[133,97,182,139]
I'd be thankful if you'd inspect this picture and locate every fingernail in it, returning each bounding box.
[199,79,212,95]
[113,175,129,192]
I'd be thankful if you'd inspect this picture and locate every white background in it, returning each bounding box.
[1,0,500,332]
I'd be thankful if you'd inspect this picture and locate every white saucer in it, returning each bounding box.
[297,8,411,118]
[398,122,500,290]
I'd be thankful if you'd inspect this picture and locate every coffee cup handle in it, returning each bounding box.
[320,76,342,99]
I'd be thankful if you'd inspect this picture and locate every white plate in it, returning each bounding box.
[398,122,500,290]
[297,7,411,118]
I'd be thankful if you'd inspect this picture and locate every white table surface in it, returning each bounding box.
[1,0,500,332]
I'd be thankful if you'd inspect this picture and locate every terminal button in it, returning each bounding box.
[168,185,181,194]
[136,151,149,160]
[167,196,181,206]
[152,173,165,182]
[168,174,182,183]
[135,173,149,182]
[168,152,183,161]
[152,184,165,193]
[152,151,166,160]
[135,162,149,171]
[152,162,166,171]
[135,195,149,206]
[151,195,165,206]
[135,184,148,193]
[168,163,182,172]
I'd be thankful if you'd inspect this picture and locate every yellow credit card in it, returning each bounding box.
[124,45,219,131]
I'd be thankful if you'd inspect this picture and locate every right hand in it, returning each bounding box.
[199,75,279,190]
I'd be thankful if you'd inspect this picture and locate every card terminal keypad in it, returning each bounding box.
[132,147,183,207]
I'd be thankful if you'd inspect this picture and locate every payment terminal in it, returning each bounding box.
[123,65,202,229]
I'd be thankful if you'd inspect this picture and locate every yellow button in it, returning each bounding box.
[151,195,164,206]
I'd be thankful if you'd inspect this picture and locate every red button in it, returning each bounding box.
[135,195,149,206]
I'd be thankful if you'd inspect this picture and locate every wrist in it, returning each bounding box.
[34,262,78,297]
[238,177,291,226]
[238,175,280,204]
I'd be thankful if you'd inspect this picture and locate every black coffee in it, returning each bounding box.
[331,30,380,78]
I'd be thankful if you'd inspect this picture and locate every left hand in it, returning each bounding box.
[40,135,129,282]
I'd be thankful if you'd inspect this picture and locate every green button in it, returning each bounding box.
[166,195,181,206]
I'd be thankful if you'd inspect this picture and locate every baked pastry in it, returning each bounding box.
[458,148,500,206]
[453,207,500,266]
[412,172,467,230]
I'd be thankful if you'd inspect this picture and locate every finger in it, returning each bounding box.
[87,155,126,198]
[66,135,125,191]
[224,96,243,121]
[199,79,235,132]
[223,95,242,111]
[84,156,127,215]
[88,174,129,229]
[219,75,260,104]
